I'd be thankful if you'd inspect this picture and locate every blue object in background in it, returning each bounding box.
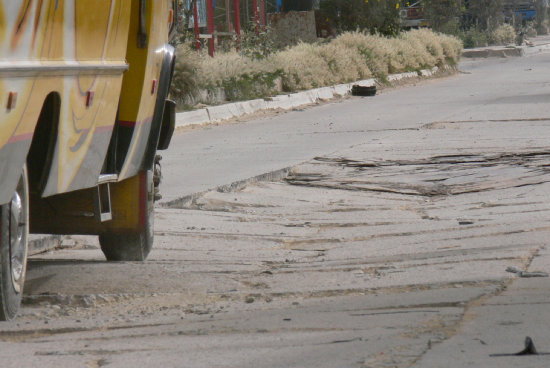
[277,0,282,12]
[516,10,536,21]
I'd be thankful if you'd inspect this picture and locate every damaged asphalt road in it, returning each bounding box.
[1,115,548,367]
[2,53,550,366]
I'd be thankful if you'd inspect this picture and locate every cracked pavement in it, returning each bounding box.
[3,51,550,367]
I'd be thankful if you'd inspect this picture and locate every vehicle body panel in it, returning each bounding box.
[0,0,175,213]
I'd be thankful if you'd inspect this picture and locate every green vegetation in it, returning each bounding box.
[459,23,516,48]
[424,0,548,48]
[317,0,547,49]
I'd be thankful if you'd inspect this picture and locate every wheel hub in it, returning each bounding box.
[9,191,25,293]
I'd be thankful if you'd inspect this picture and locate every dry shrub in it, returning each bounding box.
[402,29,462,66]
[331,32,393,77]
[170,29,462,105]
[270,43,334,90]
[171,46,201,106]
[197,51,283,101]
[197,51,273,89]
[392,35,435,70]
[407,29,446,65]
[333,30,462,76]
[490,24,516,45]
[438,34,463,64]
[315,43,372,84]
[525,23,538,38]
[272,41,372,90]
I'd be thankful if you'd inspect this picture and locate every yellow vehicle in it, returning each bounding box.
[0,0,177,320]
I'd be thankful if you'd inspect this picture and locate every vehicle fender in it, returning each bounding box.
[140,43,176,170]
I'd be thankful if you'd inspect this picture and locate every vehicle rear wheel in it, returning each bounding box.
[0,166,29,321]
[98,171,154,261]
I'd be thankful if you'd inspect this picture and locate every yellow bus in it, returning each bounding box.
[0,0,177,320]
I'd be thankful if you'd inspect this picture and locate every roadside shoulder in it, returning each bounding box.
[175,66,454,130]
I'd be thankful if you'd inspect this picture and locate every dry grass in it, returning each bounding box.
[271,42,372,90]
[196,51,274,89]
[460,24,516,48]
[171,46,201,104]
[171,29,463,107]
[490,24,516,45]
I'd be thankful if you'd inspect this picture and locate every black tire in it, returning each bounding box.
[0,166,29,321]
[98,171,154,261]
[351,85,377,96]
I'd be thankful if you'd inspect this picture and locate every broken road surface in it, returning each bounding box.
[3,52,550,367]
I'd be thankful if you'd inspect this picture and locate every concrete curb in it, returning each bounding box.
[175,67,441,129]
[523,42,550,55]
[462,47,524,58]
[161,167,293,209]
[462,37,550,59]
[29,235,64,256]
[175,108,209,127]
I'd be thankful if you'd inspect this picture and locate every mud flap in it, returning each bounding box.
[30,171,153,236]
[157,99,175,150]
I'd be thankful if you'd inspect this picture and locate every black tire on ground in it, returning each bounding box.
[98,171,154,261]
[351,85,377,97]
[0,165,29,321]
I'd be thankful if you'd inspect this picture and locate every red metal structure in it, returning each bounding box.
[260,0,266,29]
[234,0,242,41]
[207,0,215,56]
[191,0,267,56]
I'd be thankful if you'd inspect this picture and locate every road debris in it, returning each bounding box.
[491,336,550,357]
[506,266,549,278]
[516,337,538,355]
[351,85,376,96]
